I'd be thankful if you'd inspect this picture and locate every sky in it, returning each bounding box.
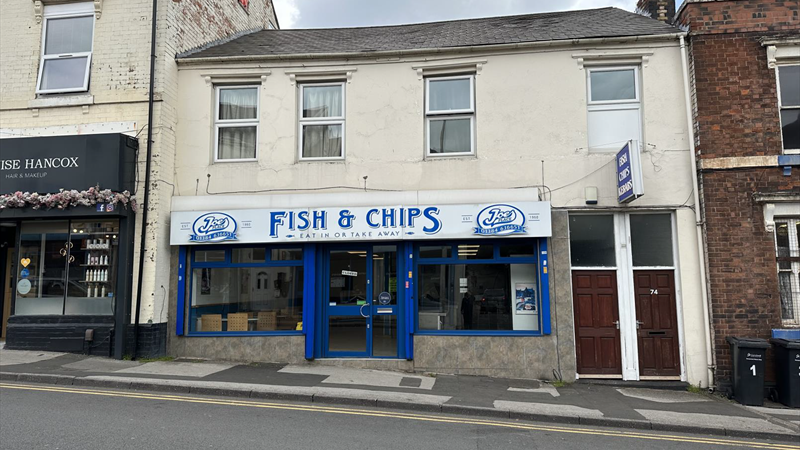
[271,0,648,29]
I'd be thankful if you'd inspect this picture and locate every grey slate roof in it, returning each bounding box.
[181,7,680,60]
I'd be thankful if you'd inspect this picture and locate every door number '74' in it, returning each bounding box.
[650,289,659,295]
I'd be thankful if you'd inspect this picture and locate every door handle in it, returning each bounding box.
[613,320,620,330]
[636,320,644,329]
[359,304,368,318]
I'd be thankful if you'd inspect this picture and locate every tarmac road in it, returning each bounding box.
[0,382,795,450]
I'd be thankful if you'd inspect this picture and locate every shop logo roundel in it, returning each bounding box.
[474,204,526,236]
[189,212,238,243]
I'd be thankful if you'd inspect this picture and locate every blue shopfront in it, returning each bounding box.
[170,198,552,362]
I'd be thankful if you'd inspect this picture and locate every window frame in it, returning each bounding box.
[425,74,476,157]
[298,81,346,162]
[773,217,800,325]
[776,64,800,154]
[35,5,95,95]
[213,85,260,163]
[586,66,643,152]
[186,244,305,336]
[413,239,543,336]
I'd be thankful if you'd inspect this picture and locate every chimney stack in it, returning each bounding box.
[636,0,676,24]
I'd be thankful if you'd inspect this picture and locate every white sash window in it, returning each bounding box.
[36,3,95,94]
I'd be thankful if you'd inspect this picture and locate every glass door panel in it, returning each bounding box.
[15,221,69,315]
[65,220,119,315]
[326,248,370,356]
[372,315,396,357]
[329,316,368,353]
[371,245,397,357]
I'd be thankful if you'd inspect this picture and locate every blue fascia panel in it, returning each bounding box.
[404,241,414,360]
[540,239,552,335]
[303,243,316,359]
[176,246,186,336]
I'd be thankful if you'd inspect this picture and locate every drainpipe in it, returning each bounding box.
[679,35,715,389]
[132,0,158,359]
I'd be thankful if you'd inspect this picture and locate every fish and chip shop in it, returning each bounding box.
[168,190,560,377]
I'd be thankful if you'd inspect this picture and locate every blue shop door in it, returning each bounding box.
[323,245,399,358]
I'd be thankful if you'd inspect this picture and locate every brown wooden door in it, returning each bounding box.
[634,270,681,377]
[572,271,622,375]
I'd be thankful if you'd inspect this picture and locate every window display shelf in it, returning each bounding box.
[79,280,112,284]
[80,247,112,251]
[80,264,110,267]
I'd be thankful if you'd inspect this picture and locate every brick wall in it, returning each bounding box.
[679,0,800,386]
[677,0,798,34]
[689,32,784,159]
[702,169,799,382]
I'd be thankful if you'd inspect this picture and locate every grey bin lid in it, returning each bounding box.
[770,338,800,349]
[726,336,771,349]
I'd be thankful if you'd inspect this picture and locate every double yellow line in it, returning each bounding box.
[1,382,796,449]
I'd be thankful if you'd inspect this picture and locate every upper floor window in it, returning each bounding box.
[586,67,642,152]
[777,65,800,152]
[36,3,95,94]
[215,86,259,162]
[775,218,800,325]
[299,82,345,160]
[426,75,475,156]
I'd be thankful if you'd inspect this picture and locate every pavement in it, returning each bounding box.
[1,346,798,443]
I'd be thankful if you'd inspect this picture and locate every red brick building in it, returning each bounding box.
[675,0,799,387]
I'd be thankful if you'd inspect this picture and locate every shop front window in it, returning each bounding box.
[188,246,304,333]
[15,220,119,316]
[416,241,540,333]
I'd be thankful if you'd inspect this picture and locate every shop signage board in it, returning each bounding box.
[616,140,644,203]
[170,201,551,245]
[0,134,137,194]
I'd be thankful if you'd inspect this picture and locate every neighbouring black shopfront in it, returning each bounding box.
[0,133,137,358]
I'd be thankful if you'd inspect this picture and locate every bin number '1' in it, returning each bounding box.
[749,365,756,376]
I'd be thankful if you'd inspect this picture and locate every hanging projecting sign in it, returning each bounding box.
[616,140,644,203]
[170,202,551,245]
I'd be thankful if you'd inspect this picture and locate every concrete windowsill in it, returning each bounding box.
[28,95,94,109]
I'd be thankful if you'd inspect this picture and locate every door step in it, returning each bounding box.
[304,358,414,372]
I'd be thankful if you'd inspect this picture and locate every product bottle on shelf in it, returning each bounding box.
[101,285,106,297]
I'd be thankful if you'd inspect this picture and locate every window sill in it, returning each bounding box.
[425,153,476,160]
[213,159,259,164]
[186,331,304,337]
[298,158,346,163]
[414,330,542,337]
[29,94,94,109]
